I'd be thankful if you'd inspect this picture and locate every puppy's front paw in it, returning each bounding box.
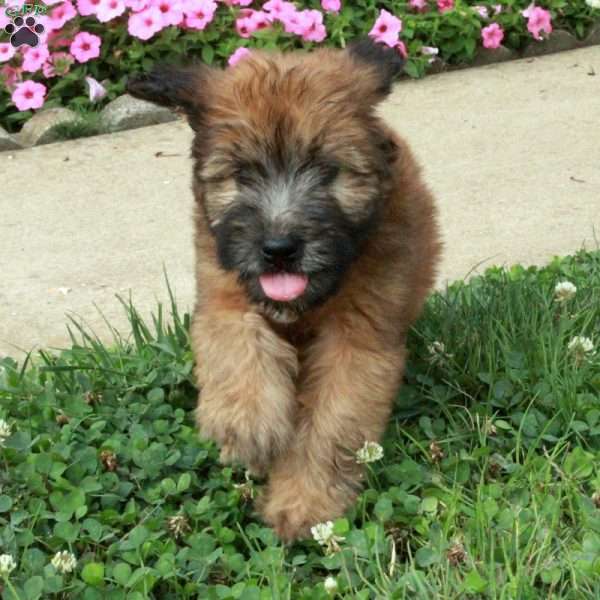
[259,475,345,543]
[217,427,274,477]
[192,310,299,475]
[262,505,313,543]
[197,389,295,475]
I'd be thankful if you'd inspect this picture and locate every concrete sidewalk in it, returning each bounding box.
[1,47,599,358]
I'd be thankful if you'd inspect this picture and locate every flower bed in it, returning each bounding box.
[0,0,599,133]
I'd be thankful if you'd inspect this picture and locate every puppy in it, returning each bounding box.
[128,38,441,541]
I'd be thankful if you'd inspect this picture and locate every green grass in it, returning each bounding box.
[1,250,600,600]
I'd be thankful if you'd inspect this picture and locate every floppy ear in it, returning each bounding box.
[347,37,405,98]
[127,63,211,130]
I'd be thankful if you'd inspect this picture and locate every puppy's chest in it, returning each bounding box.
[263,312,317,349]
[258,302,300,326]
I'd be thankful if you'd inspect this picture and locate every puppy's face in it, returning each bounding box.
[128,40,403,316]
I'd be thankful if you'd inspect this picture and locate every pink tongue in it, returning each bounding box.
[259,273,308,302]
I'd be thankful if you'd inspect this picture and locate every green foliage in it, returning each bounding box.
[1,251,600,598]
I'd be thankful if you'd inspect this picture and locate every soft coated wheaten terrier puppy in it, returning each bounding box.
[128,38,441,541]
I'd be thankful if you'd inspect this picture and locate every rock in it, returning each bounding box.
[522,30,579,58]
[99,94,178,133]
[17,108,79,147]
[0,125,22,151]
[582,23,600,47]
[473,45,517,66]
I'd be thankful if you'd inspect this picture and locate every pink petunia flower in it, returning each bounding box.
[408,0,428,11]
[523,4,552,40]
[184,0,217,30]
[77,0,102,15]
[228,47,251,66]
[22,44,50,73]
[473,5,488,18]
[128,6,162,39]
[235,14,256,38]
[70,31,102,63]
[42,51,73,77]
[0,65,21,91]
[45,28,71,48]
[124,0,148,10]
[521,2,534,17]
[12,80,46,111]
[96,0,126,22]
[46,1,77,31]
[263,0,296,20]
[369,9,402,48]
[85,76,107,102]
[280,9,303,34]
[151,0,184,27]
[0,43,16,63]
[395,40,407,59]
[481,22,504,48]
[321,0,340,12]
[257,9,273,27]
[298,9,326,42]
[493,4,502,14]
[42,62,55,78]
[221,0,252,5]
[437,0,454,13]
[235,10,270,37]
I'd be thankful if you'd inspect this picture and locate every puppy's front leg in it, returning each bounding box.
[260,315,406,540]
[191,310,298,475]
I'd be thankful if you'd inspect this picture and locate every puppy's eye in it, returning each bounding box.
[232,161,268,186]
[338,165,372,178]
[233,168,254,187]
[335,166,362,181]
[200,169,233,184]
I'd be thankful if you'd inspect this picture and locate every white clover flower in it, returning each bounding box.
[311,521,345,554]
[0,420,11,446]
[0,554,16,577]
[427,341,454,364]
[311,521,335,545]
[51,551,77,574]
[324,575,338,595]
[167,514,190,538]
[356,441,384,464]
[586,0,600,9]
[554,281,577,302]
[568,336,594,361]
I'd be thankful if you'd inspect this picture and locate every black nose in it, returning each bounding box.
[262,236,300,263]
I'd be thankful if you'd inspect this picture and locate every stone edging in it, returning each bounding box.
[0,95,178,152]
[1,26,598,153]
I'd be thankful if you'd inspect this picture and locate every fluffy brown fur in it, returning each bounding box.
[128,39,441,541]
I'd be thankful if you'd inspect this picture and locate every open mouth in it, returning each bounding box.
[259,272,309,302]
